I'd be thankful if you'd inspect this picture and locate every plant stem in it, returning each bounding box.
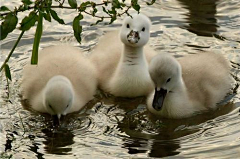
[18,113,26,135]
[0,1,111,16]
[83,10,111,19]
[0,31,25,72]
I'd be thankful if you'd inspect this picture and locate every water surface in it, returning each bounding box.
[1,0,240,158]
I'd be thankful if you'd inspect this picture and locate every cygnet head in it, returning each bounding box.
[120,13,151,47]
[43,75,74,119]
[149,54,182,111]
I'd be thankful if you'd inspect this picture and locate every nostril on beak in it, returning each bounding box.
[135,32,139,38]
[127,30,140,43]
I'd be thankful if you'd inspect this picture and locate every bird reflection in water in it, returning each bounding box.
[177,0,219,37]
[117,100,235,157]
[41,127,74,155]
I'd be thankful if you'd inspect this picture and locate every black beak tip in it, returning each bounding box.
[52,115,65,126]
[152,103,162,111]
[152,88,167,111]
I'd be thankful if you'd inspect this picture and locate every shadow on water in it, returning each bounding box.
[116,97,236,157]
[41,128,74,155]
[177,0,219,37]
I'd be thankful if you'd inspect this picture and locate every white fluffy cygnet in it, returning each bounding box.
[147,52,233,119]
[90,13,156,98]
[21,45,97,119]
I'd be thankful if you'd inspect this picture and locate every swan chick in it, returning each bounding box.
[147,53,232,119]
[90,13,156,97]
[43,75,74,119]
[21,45,97,119]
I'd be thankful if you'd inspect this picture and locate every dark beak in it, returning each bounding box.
[152,88,167,111]
[127,30,140,44]
[52,115,65,126]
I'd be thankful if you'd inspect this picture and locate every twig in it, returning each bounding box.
[118,5,131,17]
[18,113,26,136]
[60,0,65,6]
[0,31,25,72]
[83,10,111,19]
[0,1,111,17]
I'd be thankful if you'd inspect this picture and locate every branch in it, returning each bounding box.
[0,31,25,72]
[0,1,111,17]
[83,10,111,19]
[118,5,131,17]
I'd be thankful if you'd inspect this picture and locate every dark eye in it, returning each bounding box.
[166,78,171,83]
[66,105,69,108]
[142,27,145,32]
[126,24,130,28]
[49,104,52,109]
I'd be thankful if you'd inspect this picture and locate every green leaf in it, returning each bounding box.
[68,0,77,9]
[109,15,116,24]
[46,0,52,7]
[91,2,96,8]
[131,0,140,12]
[0,13,18,40]
[0,6,10,12]
[73,13,83,43]
[108,7,116,14]
[50,9,65,24]
[91,18,103,26]
[104,1,108,6]
[92,8,97,16]
[120,3,126,7]
[21,0,32,5]
[79,2,91,11]
[132,4,140,12]
[31,12,43,64]
[102,7,110,15]
[43,9,51,22]
[20,11,38,31]
[146,0,156,5]
[112,0,121,8]
[4,64,12,81]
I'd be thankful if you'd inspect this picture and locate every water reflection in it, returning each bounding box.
[1,0,240,158]
[118,114,182,157]
[122,136,181,157]
[177,0,219,36]
[41,128,74,155]
[117,101,236,157]
[28,142,44,159]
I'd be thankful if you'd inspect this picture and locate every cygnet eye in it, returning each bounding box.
[126,24,130,28]
[142,27,145,32]
[49,104,53,109]
[166,78,171,83]
[66,105,69,108]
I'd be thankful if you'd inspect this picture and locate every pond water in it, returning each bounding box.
[1,0,240,158]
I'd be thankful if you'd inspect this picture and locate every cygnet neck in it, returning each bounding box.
[172,77,186,92]
[121,44,146,66]
[124,44,143,54]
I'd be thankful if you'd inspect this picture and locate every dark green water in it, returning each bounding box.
[1,0,240,158]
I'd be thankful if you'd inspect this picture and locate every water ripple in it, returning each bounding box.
[0,0,240,158]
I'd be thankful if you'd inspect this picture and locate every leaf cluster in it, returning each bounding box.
[0,0,156,81]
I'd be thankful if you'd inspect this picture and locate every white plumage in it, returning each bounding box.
[90,13,156,97]
[21,45,97,118]
[147,52,233,119]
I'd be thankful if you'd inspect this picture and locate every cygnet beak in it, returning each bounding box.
[127,30,140,44]
[152,88,167,111]
[52,114,61,126]
[57,114,61,120]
